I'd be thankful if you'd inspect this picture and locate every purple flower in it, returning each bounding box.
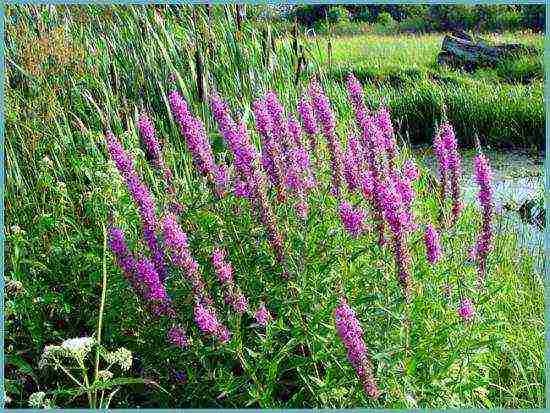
[137,112,162,167]
[297,95,320,172]
[376,106,396,162]
[334,298,380,399]
[169,90,223,196]
[212,247,249,314]
[194,303,230,343]
[346,74,366,119]
[105,132,167,280]
[108,226,137,285]
[212,248,233,284]
[339,201,365,238]
[297,94,317,136]
[161,213,207,300]
[472,153,493,287]
[255,303,271,326]
[357,116,387,247]
[440,123,462,221]
[433,122,462,223]
[343,134,363,192]
[403,159,419,181]
[308,80,344,197]
[174,371,187,384]
[211,94,287,272]
[458,298,475,321]
[379,177,413,301]
[108,225,174,318]
[134,257,169,303]
[424,224,442,264]
[252,97,286,198]
[167,325,190,349]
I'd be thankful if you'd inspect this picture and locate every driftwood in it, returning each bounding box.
[437,31,538,70]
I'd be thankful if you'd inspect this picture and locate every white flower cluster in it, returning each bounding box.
[28,391,52,408]
[104,347,132,371]
[61,337,95,355]
[39,337,95,368]
[97,370,114,381]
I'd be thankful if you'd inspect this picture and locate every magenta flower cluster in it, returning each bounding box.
[458,298,475,321]
[433,122,463,223]
[472,153,494,287]
[169,90,228,197]
[334,298,380,399]
[339,201,366,238]
[105,132,168,281]
[424,224,442,264]
[309,80,344,197]
[212,248,248,314]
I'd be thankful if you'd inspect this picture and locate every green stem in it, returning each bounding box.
[93,225,108,406]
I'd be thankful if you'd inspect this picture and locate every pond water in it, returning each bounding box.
[415,147,545,273]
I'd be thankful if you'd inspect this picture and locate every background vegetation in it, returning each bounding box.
[4,4,545,408]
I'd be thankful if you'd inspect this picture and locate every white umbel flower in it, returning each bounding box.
[61,337,95,356]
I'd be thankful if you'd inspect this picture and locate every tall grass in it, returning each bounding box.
[5,5,544,408]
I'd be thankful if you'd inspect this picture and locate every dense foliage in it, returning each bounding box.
[5,5,544,409]
[291,4,545,32]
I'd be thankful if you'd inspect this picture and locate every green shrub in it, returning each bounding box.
[376,11,395,26]
[353,9,373,23]
[488,10,523,31]
[398,16,433,33]
[326,6,350,24]
[521,4,544,31]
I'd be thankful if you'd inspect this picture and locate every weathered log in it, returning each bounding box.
[437,33,538,70]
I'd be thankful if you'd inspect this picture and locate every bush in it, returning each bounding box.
[326,6,350,24]
[353,9,373,23]
[376,11,395,27]
[521,5,544,31]
[488,10,523,31]
[398,16,434,34]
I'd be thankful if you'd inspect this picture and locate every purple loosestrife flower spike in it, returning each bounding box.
[440,122,462,222]
[433,126,448,196]
[212,248,249,314]
[379,177,413,301]
[343,134,363,192]
[334,298,380,399]
[376,106,397,168]
[161,213,208,301]
[339,201,365,238]
[472,153,493,287]
[309,80,344,197]
[194,303,231,343]
[169,90,226,197]
[137,112,162,168]
[252,97,287,201]
[137,112,180,210]
[105,132,168,280]
[255,303,271,327]
[424,224,442,264]
[210,94,287,274]
[109,225,176,332]
[288,115,316,190]
[167,325,190,349]
[458,298,475,321]
[403,159,419,181]
[108,226,138,287]
[297,95,320,172]
[358,115,387,247]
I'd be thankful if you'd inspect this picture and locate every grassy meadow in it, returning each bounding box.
[4,5,545,409]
